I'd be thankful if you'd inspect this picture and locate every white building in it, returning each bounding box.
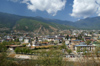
[24,39,29,43]
[65,40,69,44]
[19,37,23,42]
[27,43,31,47]
[75,45,96,52]
[32,40,36,46]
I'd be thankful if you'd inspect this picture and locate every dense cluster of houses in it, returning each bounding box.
[65,30,100,55]
[1,30,100,55]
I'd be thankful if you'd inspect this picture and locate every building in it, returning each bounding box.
[24,39,29,43]
[6,45,23,50]
[75,45,96,51]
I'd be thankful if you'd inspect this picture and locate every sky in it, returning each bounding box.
[0,0,100,22]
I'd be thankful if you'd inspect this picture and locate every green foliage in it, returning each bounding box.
[95,47,100,57]
[0,41,16,52]
[93,41,100,44]
[54,40,59,44]
[15,47,31,54]
[82,48,87,55]
[1,12,100,31]
[44,40,48,42]
[77,47,81,53]
[60,41,67,50]
[49,22,75,30]
[38,50,64,66]
[0,41,21,52]
[2,41,16,45]
[15,18,51,31]
[74,17,100,29]
[34,45,59,50]
[77,35,82,40]
[15,38,19,42]
[15,18,74,33]
[22,44,26,47]
[2,41,20,45]
[67,49,72,54]
[0,12,22,31]
[0,52,21,66]
[0,43,7,52]
[65,35,69,40]
[0,12,75,33]
[85,40,91,45]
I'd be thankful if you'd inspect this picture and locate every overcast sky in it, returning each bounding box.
[0,0,100,22]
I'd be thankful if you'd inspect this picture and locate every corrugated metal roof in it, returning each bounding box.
[75,45,95,47]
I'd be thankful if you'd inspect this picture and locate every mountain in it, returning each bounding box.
[0,12,22,28]
[0,12,100,34]
[33,16,73,25]
[0,12,74,34]
[74,17,100,29]
[34,16,100,30]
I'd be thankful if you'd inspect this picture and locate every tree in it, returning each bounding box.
[82,48,87,55]
[36,37,38,42]
[15,38,19,42]
[15,47,31,54]
[0,44,7,52]
[54,40,59,45]
[67,49,72,54]
[77,35,82,40]
[77,47,81,53]
[95,47,100,57]
[65,35,69,40]
[60,41,67,50]
[38,50,65,66]
[85,40,91,45]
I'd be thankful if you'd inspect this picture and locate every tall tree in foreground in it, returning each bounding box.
[85,40,91,45]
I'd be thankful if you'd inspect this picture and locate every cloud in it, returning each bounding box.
[70,0,100,18]
[9,0,67,16]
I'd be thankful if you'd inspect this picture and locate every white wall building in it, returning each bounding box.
[24,39,29,43]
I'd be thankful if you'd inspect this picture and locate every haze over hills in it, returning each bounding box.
[45,16,100,30]
[25,14,100,30]
[74,17,100,29]
[0,12,100,34]
[0,12,74,34]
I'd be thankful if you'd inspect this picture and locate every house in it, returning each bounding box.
[24,38,29,43]
[71,37,76,40]
[27,43,31,47]
[0,39,4,42]
[66,54,75,58]
[87,34,92,37]
[6,45,23,50]
[84,33,88,36]
[40,42,48,46]
[58,35,65,40]
[65,40,70,44]
[93,36,98,40]
[92,41,100,47]
[72,33,76,36]
[74,45,96,52]
[58,35,65,43]
[67,40,81,50]
[54,39,59,44]
[47,36,56,41]
[31,40,40,46]
[4,35,12,41]
[19,37,23,42]
[84,36,91,41]
[71,40,81,44]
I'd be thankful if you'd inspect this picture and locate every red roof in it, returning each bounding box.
[6,45,23,48]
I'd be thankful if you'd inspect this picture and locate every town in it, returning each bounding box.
[0,30,100,60]
[1,0,100,66]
